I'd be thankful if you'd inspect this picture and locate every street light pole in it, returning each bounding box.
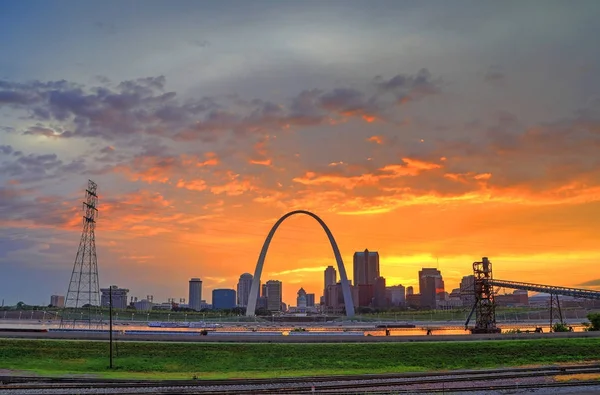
[109,286,113,369]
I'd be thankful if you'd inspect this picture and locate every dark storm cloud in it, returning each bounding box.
[0,186,79,229]
[1,70,439,142]
[0,145,12,154]
[373,68,440,103]
[319,88,379,115]
[0,151,87,183]
[430,108,600,192]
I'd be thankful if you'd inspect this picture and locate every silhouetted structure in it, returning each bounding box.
[419,268,444,309]
[189,278,202,311]
[60,180,102,329]
[353,249,380,306]
[465,257,500,333]
[236,273,253,307]
[245,210,355,317]
[101,286,129,309]
[265,280,282,311]
[212,289,236,309]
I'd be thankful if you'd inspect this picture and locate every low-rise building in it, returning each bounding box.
[50,295,65,308]
[100,286,129,309]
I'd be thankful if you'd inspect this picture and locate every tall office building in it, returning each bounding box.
[353,249,380,285]
[100,286,129,309]
[459,275,475,307]
[188,278,202,311]
[305,293,315,307]
[419,268,445,309]
[265,280,282,311]
[212,289,236,309]
[353,249,379,306]
[236,273,253,307]
[324,266,337,288]
[323,265,337,304]
[50,295,65,308]
[406,286,414,295]
[373,276,388,308]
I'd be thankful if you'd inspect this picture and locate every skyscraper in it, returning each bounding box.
[419,268,445,309]
[353,249,380,285]
[236,273,253,307]
[459,275,475,307]
[189,278,202,311]
[373,276,388,308]
[324,266,337,288]
[323,266,337,303]
[353,249,380,306]
[266,280,282,311]
[306,293,315,307]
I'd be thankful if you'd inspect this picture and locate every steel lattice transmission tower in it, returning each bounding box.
[60,180,102,329]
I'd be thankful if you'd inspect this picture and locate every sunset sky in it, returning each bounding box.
[1,1,600,306]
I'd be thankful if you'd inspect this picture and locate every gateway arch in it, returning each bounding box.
[245,210,355,317]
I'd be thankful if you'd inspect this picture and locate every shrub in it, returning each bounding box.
[584,313,600,331]
[552,322,570,332]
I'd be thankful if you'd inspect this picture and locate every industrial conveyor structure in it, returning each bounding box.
[465,257,600,333]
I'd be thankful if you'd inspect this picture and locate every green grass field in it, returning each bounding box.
[1,338,599,379]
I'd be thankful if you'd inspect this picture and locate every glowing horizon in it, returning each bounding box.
[1,1,600,306]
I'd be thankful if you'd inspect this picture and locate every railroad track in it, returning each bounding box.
[1,364,599,394]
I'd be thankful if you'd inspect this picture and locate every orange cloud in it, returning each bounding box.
[113,156,177,183]
[362,114,377,123]
[367,135,383,144]
[210,172,255,196]
[292,172,380,189]
[176,178,207,191]
[249,158,272,166]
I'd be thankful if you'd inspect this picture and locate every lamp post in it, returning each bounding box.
[109,285,113,369]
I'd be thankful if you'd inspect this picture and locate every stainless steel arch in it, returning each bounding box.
[245,210,355,317]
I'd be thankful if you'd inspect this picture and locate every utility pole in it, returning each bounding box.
[61,180,101,329]
[109,286,113,369]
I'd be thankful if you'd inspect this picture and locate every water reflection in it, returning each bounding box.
[0,320,586,336]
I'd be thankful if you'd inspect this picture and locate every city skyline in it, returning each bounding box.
[2,1,600,306]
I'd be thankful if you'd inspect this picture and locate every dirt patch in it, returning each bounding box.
[554,373,600,382]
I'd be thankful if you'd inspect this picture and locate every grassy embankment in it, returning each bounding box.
[1,338,600,379]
